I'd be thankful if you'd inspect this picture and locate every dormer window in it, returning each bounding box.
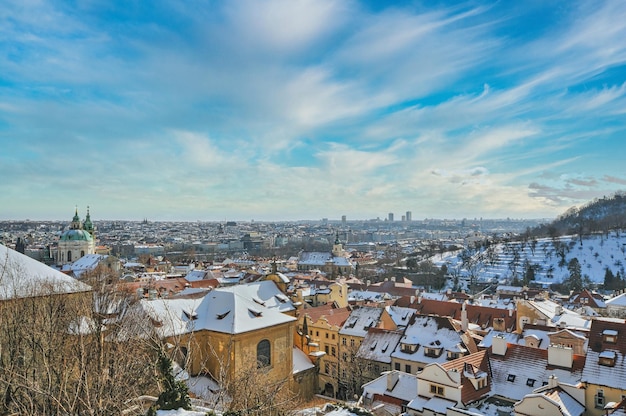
[507,374,516,382]
[447,351,460,360]
[401,343,418,354]
[526,378,536,387]
[477,377,488,389]
[183,309,198,320]
[216,310,230,320]
[275,294,289,303]
[249,308,263,317]
[599,350,616,367]
[424,346,443,358]
[603,329,618,344]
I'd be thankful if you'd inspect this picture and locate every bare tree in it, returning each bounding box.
[0,258,161,416]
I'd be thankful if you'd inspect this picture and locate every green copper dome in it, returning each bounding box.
[59,229,93,242]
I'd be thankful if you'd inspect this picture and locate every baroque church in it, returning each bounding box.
[55,207,96,265]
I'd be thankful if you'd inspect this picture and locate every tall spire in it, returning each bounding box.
[70,206,82,230]
[83,205,94,236]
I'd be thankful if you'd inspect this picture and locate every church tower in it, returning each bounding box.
[83,206,95,238]
[332,231,343,258]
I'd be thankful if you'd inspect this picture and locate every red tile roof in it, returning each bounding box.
[441,350,491,405]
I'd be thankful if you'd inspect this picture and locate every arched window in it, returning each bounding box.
[180,347,188,369]
[67,251,72,262]
[80,250,85,257]
[257,339,271,368]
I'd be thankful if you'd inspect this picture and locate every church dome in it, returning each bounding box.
[59,229,94,242]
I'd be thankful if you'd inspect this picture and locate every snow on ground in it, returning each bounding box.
[432,232,626,286]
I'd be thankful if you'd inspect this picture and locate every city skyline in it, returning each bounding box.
[1,1,626,222]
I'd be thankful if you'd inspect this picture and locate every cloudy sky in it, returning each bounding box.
[1,0,626,222]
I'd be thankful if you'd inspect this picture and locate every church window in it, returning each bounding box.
[80,250,85,257]
[67,251,72,262]
[257,339,271,368]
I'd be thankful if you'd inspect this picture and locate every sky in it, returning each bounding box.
[1,0,626,222]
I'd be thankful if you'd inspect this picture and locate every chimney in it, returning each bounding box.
[386,371,399,391]
[509,308,513,317]
[461,301,468,332]
[548,344,573,369]
[555,305,563,316]
[548,374,558,388]
[492,335,508,356]
[410,295,415,304]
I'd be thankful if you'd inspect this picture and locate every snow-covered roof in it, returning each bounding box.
[391,315,463,364]
[408,395,455,414]
[69,253,107,278]
[357,328,403,364]
[490,345,583,401]
[361,370,418,404]
[0,243,91,300]
[581,349,626,389]
[339,306,384,337]
[527,299,592,330]
[607,292,626,307]
[385,305,415,328]
[184,269,208,282]
[478,330,519,349]
[141,282,296,336]
[298,252,352,267]
[348,290,392,302]
[293,347,315,374]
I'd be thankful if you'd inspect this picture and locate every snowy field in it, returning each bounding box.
[432,231,626,287]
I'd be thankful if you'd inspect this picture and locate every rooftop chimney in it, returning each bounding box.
[492,335,508,356]
[461,301,468,332]
[548,344,573,369]
[548,374,558,388]
[386,371,399,391]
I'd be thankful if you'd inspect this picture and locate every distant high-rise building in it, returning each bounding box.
[388,212,394,222]
[406,211,412,222]
[342,215,347,225]
[401,215,406,222]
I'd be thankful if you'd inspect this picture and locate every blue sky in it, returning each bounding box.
[1,0,626,222]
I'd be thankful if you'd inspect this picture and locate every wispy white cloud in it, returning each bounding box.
[1,1,626,221]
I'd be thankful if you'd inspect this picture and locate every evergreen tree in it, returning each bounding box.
[148,349,191,414]
[604,267,616,290]
[567,258,583,292]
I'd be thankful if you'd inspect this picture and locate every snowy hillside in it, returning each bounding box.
[433,231,626,287]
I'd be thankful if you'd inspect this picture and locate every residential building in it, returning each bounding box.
[390,314,477,376]
[606,293,626,318]
[581,318,626,416]
[296,304,352,398]
[489,335,585,404]
[338,306,396,399]
[405,350,491,415]
[356,328,404,385]
[513,376,585,416]
[361,370,418,415]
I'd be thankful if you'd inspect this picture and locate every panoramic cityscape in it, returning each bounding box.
[2,1,626,416]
